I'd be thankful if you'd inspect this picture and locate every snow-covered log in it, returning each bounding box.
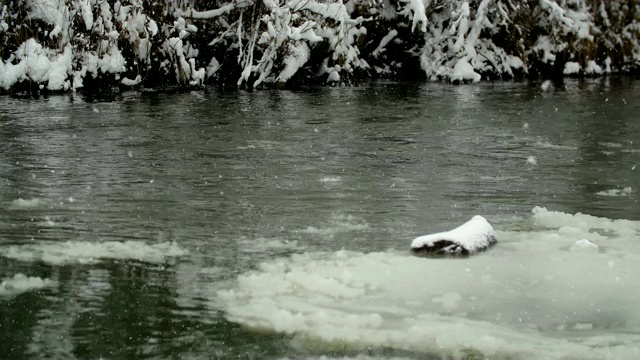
[411,215,498,257]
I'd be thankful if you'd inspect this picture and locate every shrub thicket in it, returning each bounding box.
[0,0,639,94]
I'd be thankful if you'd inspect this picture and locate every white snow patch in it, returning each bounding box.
[276,42,310,83]
[540,80,552,91]
[540,0,573,28]
[451,58,481,83]
[176,3,236,20]
[0,273,54,297]
[585,60,603,75]
[563,61,581,75]
[398,0,427,32]
[121,75,142,86]
[372,30,398,57]
[0,241,188,265]
[147,19,158,36]
[138,38,151,61]
[569,239,599,253]
[604,57,612,73]
[79,0,94,30]
[0,39,72,90]
[506,55,525,70]
[533,36,557,64]
[47,44,72,90]
[327,65,341,83]
[206,57,221,77]
[327,71,341,83]
[97,44,127,74]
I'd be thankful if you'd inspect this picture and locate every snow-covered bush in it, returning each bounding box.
[414,0,526,82]
[178,0,371,88]
[526,0,597,76]
[1,0,640,94]
[593,0,640,73]
[0,1,74,93]
[0,0,163,93]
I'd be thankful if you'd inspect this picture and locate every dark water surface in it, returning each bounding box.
[0,79,639,359]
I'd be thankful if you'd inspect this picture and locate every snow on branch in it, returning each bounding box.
[372,29,398,57]
[398,0,429,32]
[288,0,362,25]
[176,2,243,20]
[539,0,574,28]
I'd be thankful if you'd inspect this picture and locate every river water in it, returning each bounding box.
[0,79,639,360]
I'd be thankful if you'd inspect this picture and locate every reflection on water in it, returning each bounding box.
[0,79,639,359]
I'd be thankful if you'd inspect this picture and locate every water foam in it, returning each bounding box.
[0,241,188,265]
[219,207,640,358]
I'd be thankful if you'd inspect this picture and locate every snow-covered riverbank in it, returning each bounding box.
[1,0,639,93]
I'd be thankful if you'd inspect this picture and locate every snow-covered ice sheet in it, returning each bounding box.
[596,187,632,197]
[0,273,54,297]
[7,198,47,209]
[0,241,187,265]
[219,207,640,358]
[299,214,369,236]
[276,357,413,360]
